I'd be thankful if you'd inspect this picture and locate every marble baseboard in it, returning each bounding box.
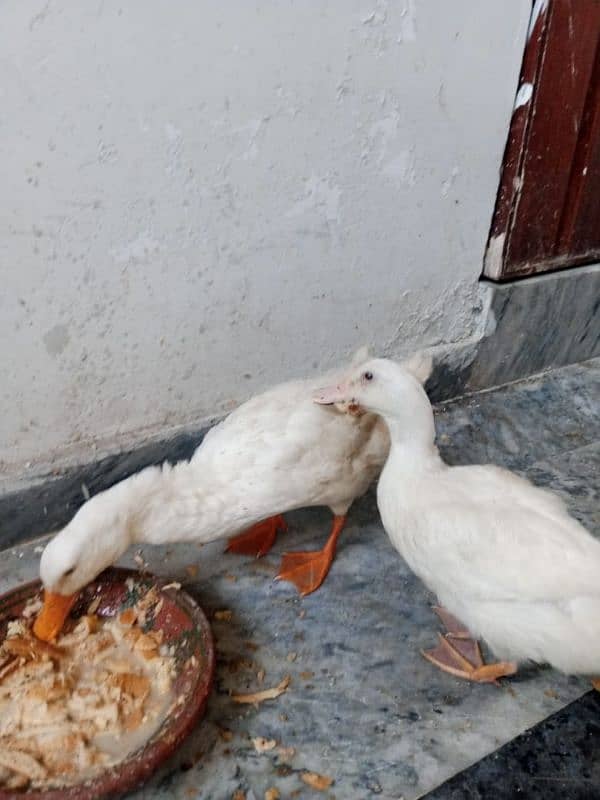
[427,263,600,403]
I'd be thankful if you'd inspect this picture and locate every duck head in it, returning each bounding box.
[39,485,135,595]
[315,351,433,415]
[313,354,435,444]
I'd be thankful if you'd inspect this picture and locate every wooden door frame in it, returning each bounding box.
[483,0,600,281]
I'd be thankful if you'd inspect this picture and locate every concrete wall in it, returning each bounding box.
[1,1,529,478]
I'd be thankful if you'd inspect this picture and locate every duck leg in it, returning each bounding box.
[422,635,517,683]
[422,606,517,684]
[432,606,472,638]
[431,606,483,665]
[275,514,347,596]
[226,515,288,558]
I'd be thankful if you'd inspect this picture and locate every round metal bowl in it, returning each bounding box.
[0,567,215,800]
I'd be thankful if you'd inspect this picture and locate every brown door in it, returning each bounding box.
[484,0,600,282]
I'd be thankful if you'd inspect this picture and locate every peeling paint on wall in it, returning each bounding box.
[367,111,402,166]
[110,233,161,265]
[286,175,342,224]
[398,0,418,43]
[382,149,417,186]
[441,166,460,198]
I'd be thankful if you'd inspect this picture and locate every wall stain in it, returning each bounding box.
[43,324,70,356]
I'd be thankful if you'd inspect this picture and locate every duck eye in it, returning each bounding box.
[63,566,76,577]
[363,371,373,382]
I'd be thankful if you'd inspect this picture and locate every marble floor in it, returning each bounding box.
[1,358,598,800]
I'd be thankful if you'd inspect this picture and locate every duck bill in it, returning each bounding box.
[313,382,352,405]
[33,590,77,643]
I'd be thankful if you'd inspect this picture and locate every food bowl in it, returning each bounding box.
[0,567,215,800]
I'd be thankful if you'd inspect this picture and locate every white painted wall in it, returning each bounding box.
[1,1,529,476]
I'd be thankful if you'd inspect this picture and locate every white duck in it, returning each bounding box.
[39,349,430,600]
[314,357,600,684]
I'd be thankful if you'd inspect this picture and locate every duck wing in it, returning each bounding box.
[408,497,600,604]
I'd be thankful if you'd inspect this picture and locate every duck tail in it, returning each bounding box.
[402,350,434,385]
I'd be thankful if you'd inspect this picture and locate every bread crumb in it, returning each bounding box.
[232,676,290,706]
[252,737,277,753]
[21,597,43,619]
[119,608,137,627]
[301,772,334,791]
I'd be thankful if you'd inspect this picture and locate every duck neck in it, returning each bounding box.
[118,461,225,546]
[382,402,441,475]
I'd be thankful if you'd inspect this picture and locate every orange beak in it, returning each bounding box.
[33,590,77,642]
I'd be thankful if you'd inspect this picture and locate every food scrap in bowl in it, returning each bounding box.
[0,591,176,791]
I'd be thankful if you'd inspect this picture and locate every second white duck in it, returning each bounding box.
[40,349,431,598]
[314,357,600,684]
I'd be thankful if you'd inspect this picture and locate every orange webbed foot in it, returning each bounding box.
[422,634,517,684]
[423,606,517,685]
[226,514,288,558]
[276,549,335,596]
[275,514,346,596]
